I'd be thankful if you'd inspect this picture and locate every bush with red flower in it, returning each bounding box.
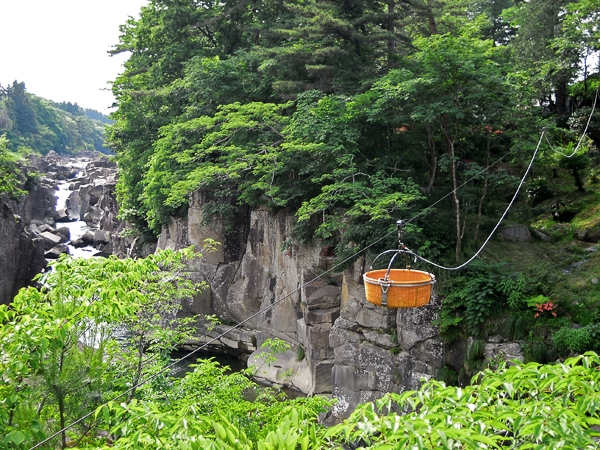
[535,300,557,318]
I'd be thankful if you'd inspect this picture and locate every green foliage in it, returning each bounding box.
[295,345,305,362]
[0,247,209,448]
[436,366,459,387]
[78,353,600,449]
[9,248,600,450]
[0,133,26,199]
[0,81,110,155]
[522,339,554,364]
[107,0,549,247]
[327,353,600,449]
[438,262,505,338]
[258,338,292,369]
[526,178,555,205]
[100,394,330,450]
[500,272,528,311]
[467,339,485,361]
[552,323,600,356]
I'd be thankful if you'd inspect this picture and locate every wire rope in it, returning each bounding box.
[544,89,598,158]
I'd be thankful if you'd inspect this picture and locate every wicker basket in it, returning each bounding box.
[363,269,435,308]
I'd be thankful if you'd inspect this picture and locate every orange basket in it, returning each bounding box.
[363,269,435,308]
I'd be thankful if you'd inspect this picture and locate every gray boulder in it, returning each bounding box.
[38,224,54,233]
[93,230,111,247]
[54,227,70,240]
[83,205,102,225]
[71,238,86,248]
[66,191,81,220]
[39,231,62,250]
[46,244,70,259]
[55,208,71,223]
[499,225,531,242]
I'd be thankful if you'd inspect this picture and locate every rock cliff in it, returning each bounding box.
[0,201,45,305]
[151,190,449,419]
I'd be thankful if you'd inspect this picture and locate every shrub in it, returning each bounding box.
[436,366,459,386]
[526,178,554,204]
[467,339,485,360]
[296,345,305,362]
[523,339,553,364]
[553,326,592,355]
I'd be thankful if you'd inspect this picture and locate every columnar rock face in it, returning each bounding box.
[154,190,449,412]
[0,201,45,305]
[156,192,346,395]
[8,178,57,225]
[326,268,444,421]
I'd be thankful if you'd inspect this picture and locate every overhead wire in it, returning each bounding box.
[543,89,598,158]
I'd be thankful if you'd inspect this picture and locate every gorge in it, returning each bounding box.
[1,151,526,423]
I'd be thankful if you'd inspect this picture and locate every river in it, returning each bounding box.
[52,165,303,399]
[54,179,96,259]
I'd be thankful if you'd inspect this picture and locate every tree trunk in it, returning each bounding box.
[427,1,439,35]
[474,141,491,245]
[555,77,568,117]
[424,122,437,194]
[442,116,461,262]
[128,340,145,402]
[573,167,584,191]
[387,0,395,68]
[451,152,461,262]
[58,391,66,449]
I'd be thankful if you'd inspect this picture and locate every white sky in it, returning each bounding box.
[0,0,149,116]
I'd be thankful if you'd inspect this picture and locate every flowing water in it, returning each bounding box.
[54,167,301,397]
[54,179,96,259]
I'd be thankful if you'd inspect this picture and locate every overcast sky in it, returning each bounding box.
[0,0,149,115]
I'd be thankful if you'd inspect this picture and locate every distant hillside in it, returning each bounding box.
[0,81,112,155]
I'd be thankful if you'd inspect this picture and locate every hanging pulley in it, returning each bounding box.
[363,220,436,308]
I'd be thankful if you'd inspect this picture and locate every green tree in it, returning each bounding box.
[0,248,207,449]
[7,81,38,135]
[0,133,25,199]
[363,30,530,260]
[505,0,577,116]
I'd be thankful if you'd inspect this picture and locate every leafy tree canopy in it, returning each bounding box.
[0,81,111,155]
[108,0,600,256]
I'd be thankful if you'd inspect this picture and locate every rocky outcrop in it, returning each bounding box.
[152,190,449,413]
[0,202,45,305]
[326,270,443,421]
[156,192,348,396]
[499,225,531,242]
[7,177,57,225]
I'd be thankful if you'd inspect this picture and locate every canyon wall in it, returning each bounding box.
[153,191,447,421]
[4,153,523,422]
